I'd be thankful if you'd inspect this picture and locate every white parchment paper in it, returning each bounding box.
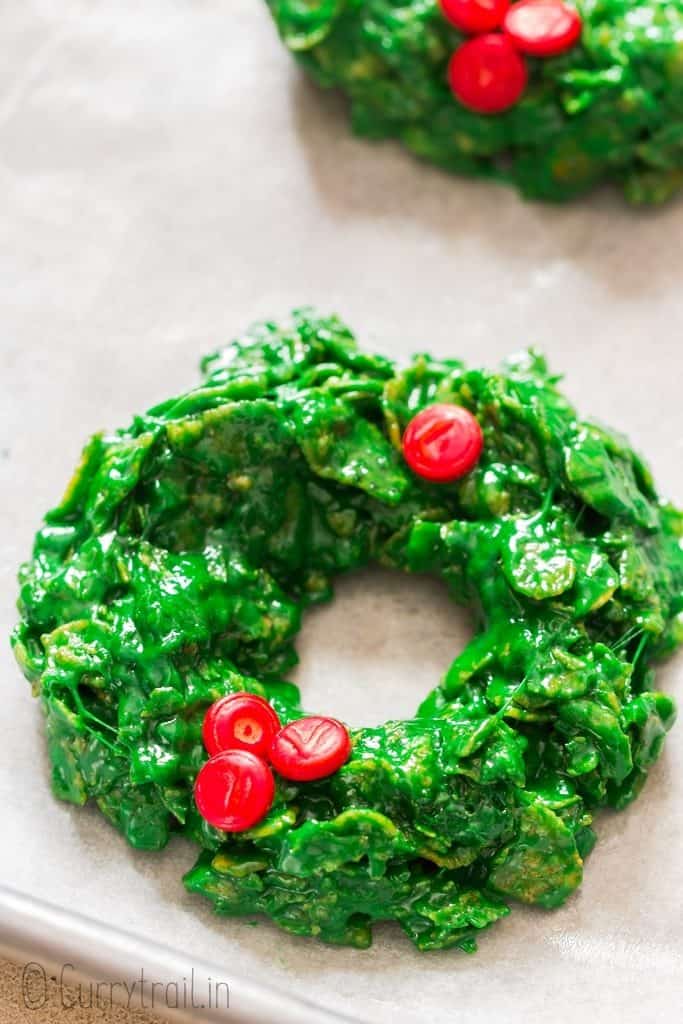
[1,3,682,1022]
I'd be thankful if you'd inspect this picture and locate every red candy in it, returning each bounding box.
[448,34,527,114]
[503,0,582,57]
[203,693,281,759]
[402,403,483,482]
[270,716,351,783]
[439,0,510,34]
[194,750,275,832]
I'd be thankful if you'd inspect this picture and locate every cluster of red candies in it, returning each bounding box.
[440,0,583,114]
[195,694,352,832]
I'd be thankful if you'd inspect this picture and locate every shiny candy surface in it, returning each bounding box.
[448,34,528,114]
[504,0,582,57]
[402,403,484,481]
[270,716,352,782]
[203,693,281,758]
[194,750,275,832]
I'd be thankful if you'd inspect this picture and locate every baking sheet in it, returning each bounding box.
[1,2,682,1022]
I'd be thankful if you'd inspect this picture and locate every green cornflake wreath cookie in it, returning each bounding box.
[264,1,683,203]
[13,309,683,952]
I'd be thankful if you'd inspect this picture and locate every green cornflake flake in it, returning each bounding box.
[489,802,584,908]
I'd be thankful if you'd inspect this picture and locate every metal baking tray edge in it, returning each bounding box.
[0,884,362,1024]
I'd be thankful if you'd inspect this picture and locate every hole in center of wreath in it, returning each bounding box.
[291,568,472,728]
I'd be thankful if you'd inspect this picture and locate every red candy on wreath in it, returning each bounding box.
[448,34,527,115]
[402,404,484,482]
[504,0,582,57]
[270,716,352,783]
[194,749,275,832]
[202,692,281,759]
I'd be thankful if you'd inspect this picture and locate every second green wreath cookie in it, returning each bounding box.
[264,0,683,203]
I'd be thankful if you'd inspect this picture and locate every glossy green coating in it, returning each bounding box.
[12,309,683,951]
[264,1,683,203]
